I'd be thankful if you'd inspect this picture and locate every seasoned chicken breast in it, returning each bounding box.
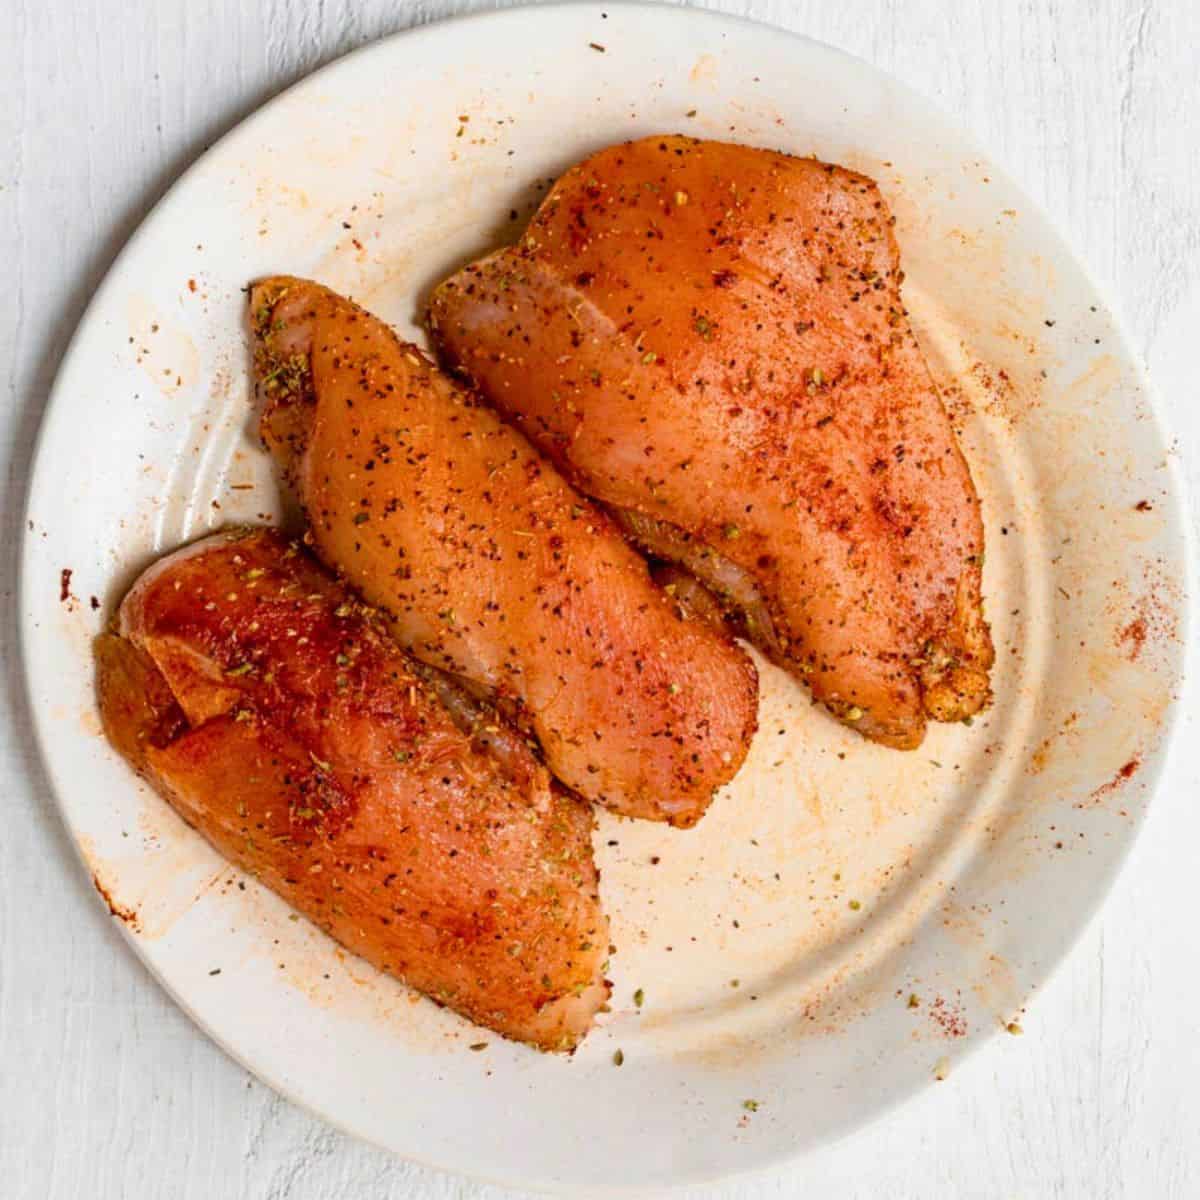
[96,528,609,1050]
[429,136,993,749]
[251,277,757,826]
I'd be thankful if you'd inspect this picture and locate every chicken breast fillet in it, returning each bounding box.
[96,528,609,1050]
[251,276,757,826]
[429,136,994,749]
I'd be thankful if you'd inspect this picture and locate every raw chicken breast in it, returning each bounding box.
[251,276,757,825]
[96,528,609,1050]
[429,136,993,749]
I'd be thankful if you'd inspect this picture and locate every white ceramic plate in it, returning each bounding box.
[20,4,1191,1192]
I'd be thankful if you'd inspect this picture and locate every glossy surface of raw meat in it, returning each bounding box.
[96,529,609,1050]
[430,136,994,749]
[253,277,757,823]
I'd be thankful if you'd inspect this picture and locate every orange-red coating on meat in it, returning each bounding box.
[95,529,609,1050]
[429,136,993,749]
[252,276,757,824]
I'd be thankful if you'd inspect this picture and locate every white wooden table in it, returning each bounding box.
[4,2,1198,1196]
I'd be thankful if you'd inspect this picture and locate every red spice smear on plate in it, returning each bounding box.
[92,874,140,930]
[928,996,968,1038]
[1081,757,1142,807]
[1119,617,1148,661]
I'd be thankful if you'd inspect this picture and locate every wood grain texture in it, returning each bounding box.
[2,1,1198,1197]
